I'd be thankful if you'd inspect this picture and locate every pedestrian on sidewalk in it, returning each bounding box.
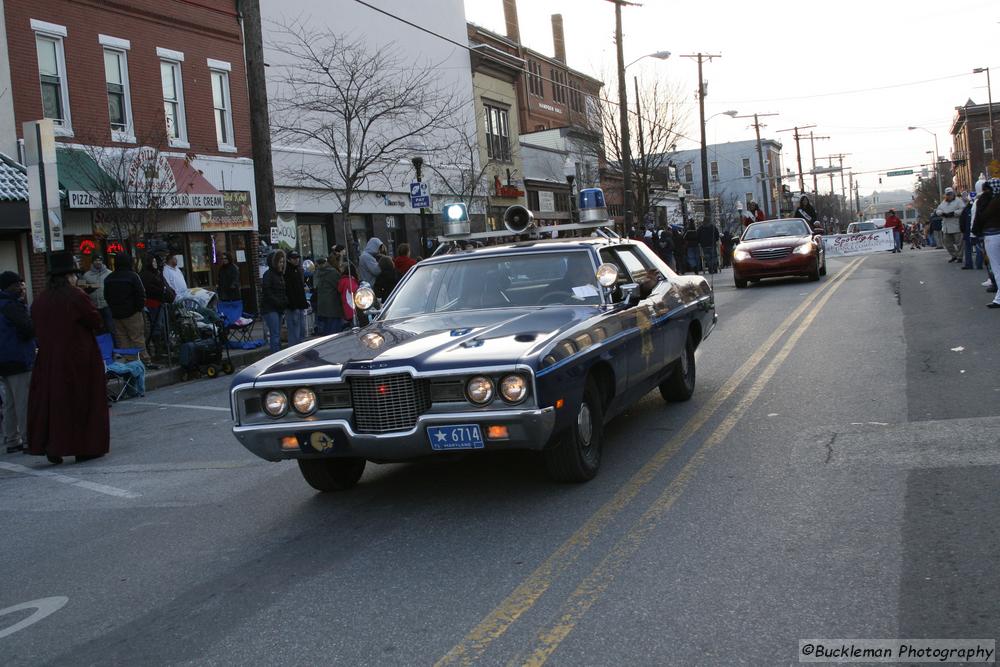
[284,251,308,347]
[374,254,399,303]
[79,255,113,334]
[393,243,417,276]
[684,226,700,273]
[697,220,720,274]
[884,209,904,253]
[104,253,150,364]
[216,252,241,302]
[313,257,344,336]
[339,264,360,328]
[26,251,109,464]
[261,250,289,353]
[935,187,965,262]
[140,255,172,357]
[960,198,975,269]
[359,238,384,286]
[971,178,1000,308]
[162,254,188,301]
[0,272,34,453]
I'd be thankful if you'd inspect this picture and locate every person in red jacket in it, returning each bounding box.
[338,264,360,328]
[393,243,417,276]
[884,209,904,253]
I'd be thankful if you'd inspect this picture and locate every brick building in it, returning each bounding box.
[950,100,999,193]
[2,0,259,303]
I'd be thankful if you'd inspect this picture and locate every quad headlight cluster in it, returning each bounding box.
[465,374,528,406]
[263,388,317,417]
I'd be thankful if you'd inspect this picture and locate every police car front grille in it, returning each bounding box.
[349,373,431,434]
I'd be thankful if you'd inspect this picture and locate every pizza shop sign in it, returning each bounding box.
[67,147,224,210]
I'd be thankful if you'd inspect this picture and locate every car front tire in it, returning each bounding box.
[735,277,748,289]
[543,378,603,483]
[808,258,821,282]
[660,332,697,402]
[297,457,366,492]
[819,254,827,276]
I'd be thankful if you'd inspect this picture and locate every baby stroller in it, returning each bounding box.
[173,296,235,381]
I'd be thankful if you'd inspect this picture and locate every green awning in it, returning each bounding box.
[56,147,119,195]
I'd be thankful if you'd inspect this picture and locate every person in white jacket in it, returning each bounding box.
[162,254,188,301]
[934,187,966,262]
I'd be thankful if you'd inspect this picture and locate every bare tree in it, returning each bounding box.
[913,158,955,221]
[424,111,494,231]
[584,74,688,227]
[65,126,180,254]
[268,20,456,250]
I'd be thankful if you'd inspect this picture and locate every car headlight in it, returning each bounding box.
[354,285,376,311]
[263,390,288,417]
[595,263,619,287]
[733,249,751,261]
[793,242,814,255]
[466,376,495,405]
[292,388,317,415]
[499,375,528,404]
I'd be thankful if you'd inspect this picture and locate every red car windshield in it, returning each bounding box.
[742,219,811,241]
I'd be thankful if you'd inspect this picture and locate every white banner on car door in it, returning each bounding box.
[822,229,895,257]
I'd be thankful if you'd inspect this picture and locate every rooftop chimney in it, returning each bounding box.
[551,14,566,62]
[503,0,521,43]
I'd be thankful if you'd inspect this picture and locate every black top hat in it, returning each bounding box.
[47,251,83,275]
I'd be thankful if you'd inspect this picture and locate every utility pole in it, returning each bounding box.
[607,0,640,232]
[734,112,778,218]
[848,171,854,219]
[238,0,276,238]
[808,131,830,195]
[777,124,816,193]
[681,53,722,227]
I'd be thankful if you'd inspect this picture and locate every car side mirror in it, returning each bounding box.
[619,282,641,306]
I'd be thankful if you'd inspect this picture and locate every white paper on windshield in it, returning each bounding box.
[572,284,599,299]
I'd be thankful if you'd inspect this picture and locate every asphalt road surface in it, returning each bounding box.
[2,247,998,666]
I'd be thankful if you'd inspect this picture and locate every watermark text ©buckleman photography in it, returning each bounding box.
[799,639,995,663]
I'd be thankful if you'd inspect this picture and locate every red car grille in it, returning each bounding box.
[749,247,793,260]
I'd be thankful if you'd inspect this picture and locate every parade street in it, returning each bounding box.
[2,248,997,666]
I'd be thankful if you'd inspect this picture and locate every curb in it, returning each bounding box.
[143,347,272,392]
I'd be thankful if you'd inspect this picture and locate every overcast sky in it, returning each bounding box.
[464,0,998,196]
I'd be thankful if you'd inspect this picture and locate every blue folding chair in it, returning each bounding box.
[217,299,260,348]
[97,333,142,401]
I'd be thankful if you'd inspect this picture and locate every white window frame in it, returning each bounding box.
[31,20,72,137]
[710,160,719,181]
[742,157,752,178]
[208,60,236,152]
[100,37,135,143]
[984,128,993,154]
[158,51,189,149]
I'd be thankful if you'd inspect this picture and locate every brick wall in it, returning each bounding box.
[7,0,250,159]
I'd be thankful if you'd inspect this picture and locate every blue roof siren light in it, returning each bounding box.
[578,187,609,224]
[442,202,471,236]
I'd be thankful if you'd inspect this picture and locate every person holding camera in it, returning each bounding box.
[935,187,966,263]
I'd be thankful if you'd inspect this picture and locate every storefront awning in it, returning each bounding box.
[62,146,224,211]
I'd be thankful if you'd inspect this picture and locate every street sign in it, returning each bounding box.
[24,119,64,252]
[410,181,430,209]
[886,169,914,177]
[270,226,279,244]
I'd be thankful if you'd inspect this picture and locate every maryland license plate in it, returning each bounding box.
[427,424,484,451]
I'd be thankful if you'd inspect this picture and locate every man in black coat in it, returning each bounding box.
[696,221,720,274]
[103,253,150,363]
[284,251,309,346]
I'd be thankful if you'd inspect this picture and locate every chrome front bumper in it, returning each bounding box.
[232,407,558,462]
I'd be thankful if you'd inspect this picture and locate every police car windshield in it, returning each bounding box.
[382,251,602,318]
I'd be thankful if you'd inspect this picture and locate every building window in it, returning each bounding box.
[209,62,235,151]
[554,192,570,212]
[158,49,188,148]
[527,60,543,97]
[569,79,583,112]
[710,161,719,180]
[742,158,752,177]
[551,69,566,104]
[102,44,133,141]
[746,192,754,207]
[484,104,511,163]
[33,21,71,134]
[985,128,993,154]
[684,164,693,182]
[528,190,540,210]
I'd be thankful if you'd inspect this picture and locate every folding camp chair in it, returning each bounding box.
[97,333,143,402]
[217,299,260,348]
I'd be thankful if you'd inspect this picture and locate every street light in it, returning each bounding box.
[908,126,942,200]
[973,67,995,158]
[412,156,428,253]
[564,157,578,224]
[625,50,672,70]
[707,109,739,121]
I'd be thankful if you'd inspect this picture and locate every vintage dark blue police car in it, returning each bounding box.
[230,237,716,491]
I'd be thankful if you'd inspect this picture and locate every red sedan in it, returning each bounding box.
[732,218,826,288]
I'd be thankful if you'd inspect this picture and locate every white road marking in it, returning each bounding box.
[0,462,140,499]
[951,346,965,352]
[121,401,230,412]
[0,596,68,639]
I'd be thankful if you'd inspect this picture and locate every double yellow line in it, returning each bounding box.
[436,258,866,667]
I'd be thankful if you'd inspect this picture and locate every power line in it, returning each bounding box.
[716,71,983,104]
